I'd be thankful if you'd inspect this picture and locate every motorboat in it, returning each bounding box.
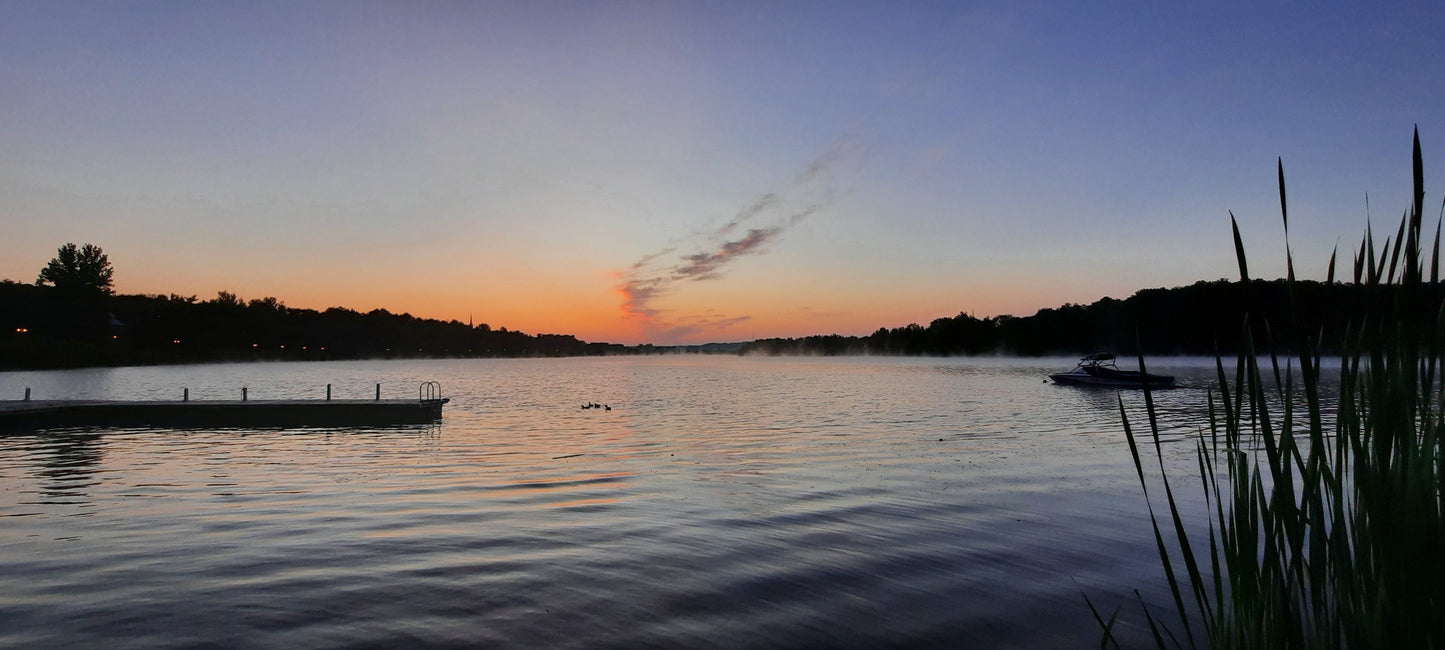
[1049,353,1175,389]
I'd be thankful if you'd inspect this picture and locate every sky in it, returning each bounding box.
[3,2,1444,345]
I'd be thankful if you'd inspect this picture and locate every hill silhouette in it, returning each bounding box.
[741,278,1439,357]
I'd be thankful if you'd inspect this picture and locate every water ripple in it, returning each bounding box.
[0,356,1315,647]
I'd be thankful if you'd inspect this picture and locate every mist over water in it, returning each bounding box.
[1,356,1255,647]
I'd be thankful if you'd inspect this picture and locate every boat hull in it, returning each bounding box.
[1049,370,1175,389]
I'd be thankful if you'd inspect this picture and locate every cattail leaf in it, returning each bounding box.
[1231,211,1249,281]
[1278,157,1289,233]
[1415,126,1424,219]
[1353,248,1364,284]
[1389,214,1407,282]
[1432,214,1441,285]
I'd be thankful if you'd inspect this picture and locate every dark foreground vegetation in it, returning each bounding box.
[1097,130,1445,648]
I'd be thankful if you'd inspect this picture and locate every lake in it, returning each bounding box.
[0,355,1236,647]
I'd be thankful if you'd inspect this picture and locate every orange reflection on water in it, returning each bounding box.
[534,497,622,510]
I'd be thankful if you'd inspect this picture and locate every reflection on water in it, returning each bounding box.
[29,431,106,501]
[0,356,1329,647]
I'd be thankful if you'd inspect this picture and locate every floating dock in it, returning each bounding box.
[0,398,449,431]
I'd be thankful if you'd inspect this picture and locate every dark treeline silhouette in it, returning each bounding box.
[741,278,1441,357]
[0,282,628,369]
[6,277,1437,369]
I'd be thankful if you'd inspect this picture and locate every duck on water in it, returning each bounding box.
[1048,353,1175,389]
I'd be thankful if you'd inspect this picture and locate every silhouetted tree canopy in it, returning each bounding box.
[6,269,1439,370]
[740,279,1444,357]
[37,243,114,295]
[0,281,635,369]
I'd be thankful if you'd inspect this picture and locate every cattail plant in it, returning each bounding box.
[1096,128,1445,649]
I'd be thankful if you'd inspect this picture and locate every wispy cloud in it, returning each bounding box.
[716,193,779,237]
[616,138,866,343]
[673,226,779,281]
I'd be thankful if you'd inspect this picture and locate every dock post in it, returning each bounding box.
[375,383,380,400]
[327,384,332,401]
[24,387,30,401]
[184,387,189,402]
[243,387,248,402]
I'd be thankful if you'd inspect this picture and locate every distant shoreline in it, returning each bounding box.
[3,278,1430,371]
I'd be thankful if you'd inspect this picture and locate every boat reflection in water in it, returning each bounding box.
[1048,353,1176,389]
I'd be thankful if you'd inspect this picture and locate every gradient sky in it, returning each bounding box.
[3,2,1443,345]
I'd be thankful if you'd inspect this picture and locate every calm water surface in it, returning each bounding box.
[1,356,1251,647]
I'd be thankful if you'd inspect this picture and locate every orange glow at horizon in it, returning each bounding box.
[114,263,1129,346]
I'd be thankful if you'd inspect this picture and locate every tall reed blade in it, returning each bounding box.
[1433,216,1442,285]
[1280,158,1295,282]
[1231,212,1249,282]
[1414,126,1425,221]
[1119,396,1198,647]
[1279,158,1289,234]
[1388,215,1407,281]
[1354,233,1366,284]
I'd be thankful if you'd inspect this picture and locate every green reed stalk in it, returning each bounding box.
[1110,128,1445,648]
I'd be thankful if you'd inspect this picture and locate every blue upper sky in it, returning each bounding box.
[3,2,1443,344]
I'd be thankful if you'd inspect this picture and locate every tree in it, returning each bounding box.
[248,296,285,311]
[37,243,114,294]
[212,291,243,308]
